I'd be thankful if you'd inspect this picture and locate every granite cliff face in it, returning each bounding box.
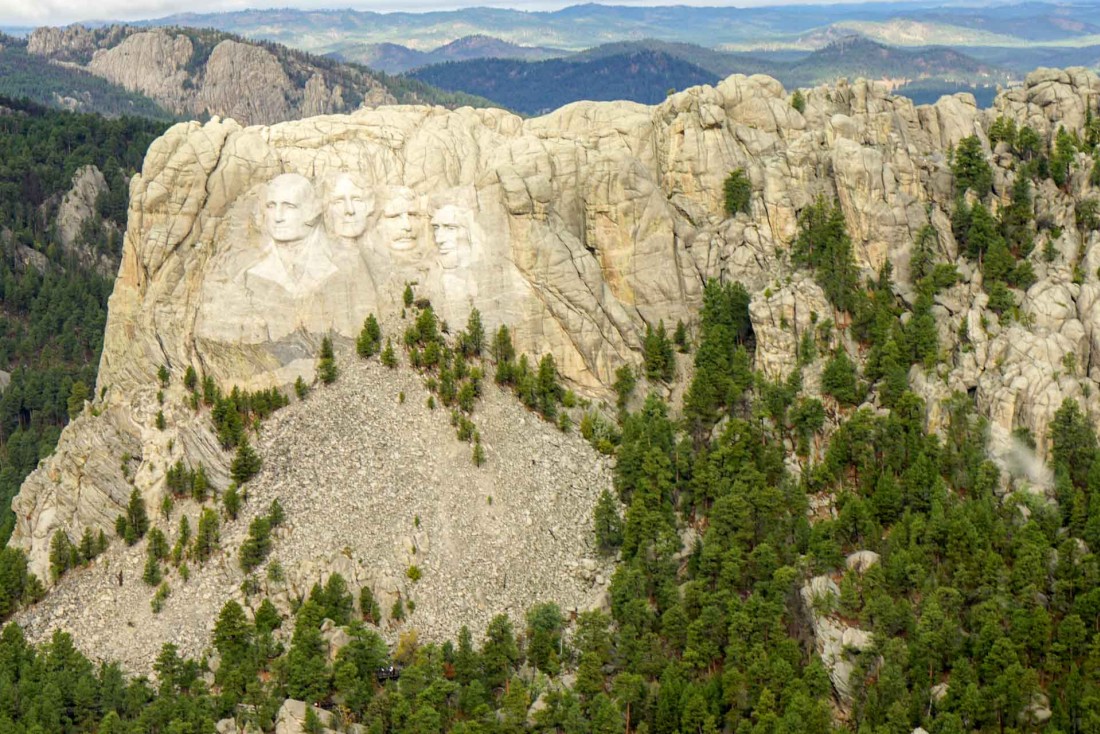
[27,25,395,125]
[9,68,1100,671]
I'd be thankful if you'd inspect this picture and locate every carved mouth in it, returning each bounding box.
[390,238,416,251]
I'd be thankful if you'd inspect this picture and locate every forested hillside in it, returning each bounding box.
[411,50,718,115]
[0,35,172,119]
[0,97,167,544]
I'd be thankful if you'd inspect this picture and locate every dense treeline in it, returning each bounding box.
[0,96,167,543]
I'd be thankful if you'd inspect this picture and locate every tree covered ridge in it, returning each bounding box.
[0,97,168,544]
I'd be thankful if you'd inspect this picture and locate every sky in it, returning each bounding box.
[0,0,922,28]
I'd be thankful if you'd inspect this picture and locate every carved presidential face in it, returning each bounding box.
[324,174,372,240]
[432,204,472,270]
[263,173,320,244]
[380,187,421,252]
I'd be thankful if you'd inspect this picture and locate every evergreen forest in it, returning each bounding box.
[0,96,168,543]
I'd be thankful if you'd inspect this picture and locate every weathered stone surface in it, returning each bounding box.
[275,700,342,734]
[800,575,875,704]
[52,165,118,276]
[845,550,880,574]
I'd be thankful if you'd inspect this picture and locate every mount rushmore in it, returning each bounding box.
[8,67,1100,593]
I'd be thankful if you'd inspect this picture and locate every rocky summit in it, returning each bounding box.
[8,66,1100,677]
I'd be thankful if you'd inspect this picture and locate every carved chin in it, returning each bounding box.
[334,223,367,239]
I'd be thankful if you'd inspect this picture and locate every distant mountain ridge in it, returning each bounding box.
[331,34,566,74]
[410,38,1012,115]
[411,49,719,116]
[143,2,1100,55]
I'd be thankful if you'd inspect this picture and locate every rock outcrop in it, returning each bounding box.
[10,68,1100,683]
[27,26,396,126]
[52,165,119,276]
[800,575,876,705]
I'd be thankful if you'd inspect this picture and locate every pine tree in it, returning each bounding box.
[231,437,261,485]
[381,338,397,368]
[356,315,382,358]
[318,336,337,384]
[239,517,272,573]
[822,350,861,406]
[1051,398,1097,489]
[613,364,636,412]
[464,308,485,357]
[953,134,993,196]
[493,325,516,384]
[673,320,689,352]
[359,586,382,624]
[49,530,75,581]
[268,499,286,527]
[791,89,806,113]
[536,354,561,420]
[1051,126,1077,188]
[481,614,519,691]
[220,483,241,523]
[142,549,162,586]
[147,527,169,561]
[593,489,623,552]
[403,283,414,307]
[792,198,861,312]
[67,381,89,420]
[643,320,675,382]
[183,365,198,391]
[124,488,148,546]
[723,168,751,216]
[191,465,209,502]
[194,508,221,562]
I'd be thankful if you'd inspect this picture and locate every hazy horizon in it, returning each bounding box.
[0,0,1009,30]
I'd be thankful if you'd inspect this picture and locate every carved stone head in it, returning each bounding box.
[262,173,321,244]
[431,204,473,270]
[379,186,421,252]
[323,173,373,240]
